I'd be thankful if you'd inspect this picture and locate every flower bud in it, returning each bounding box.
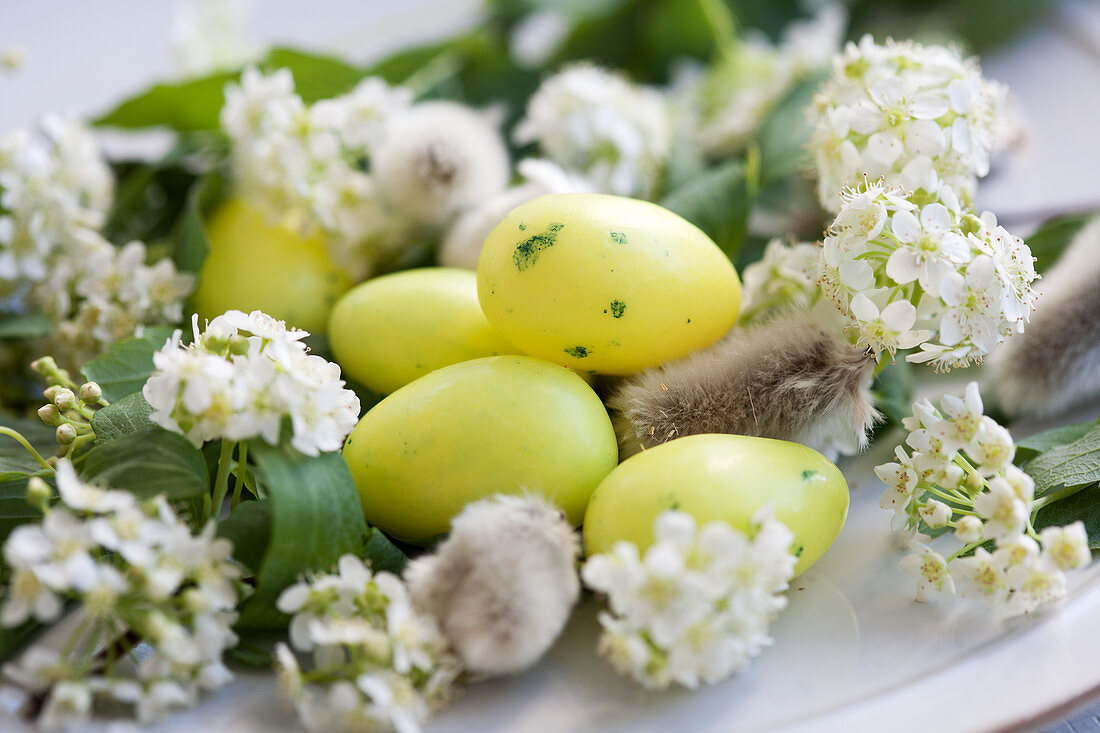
[43,385,62,402]
[79,382,103,404]
[30,356,59,376]
[52,388,77,411]
[25,476,52,513]
[202,331,229,354]
[37,404,61,426]
[228,335,251,356]
[55,423,77,446]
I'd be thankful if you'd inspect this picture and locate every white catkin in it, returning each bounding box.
[404,495,580,676]
[372,101,510,228]
[988,217,1100,417]
[608,311,879,458]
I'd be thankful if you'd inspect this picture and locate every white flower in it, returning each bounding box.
[899,543,954,601]
[739,239,823,324]
[38,680,92,731]
[357,671,428,733]
[954,515,983,544]
[973,477,1027,541]
[949,548,1006,608]
[875,446,919,513]
[809,35,1009,212]
[1039,523,1092,571]
[918,499,951,529]
[1005,556,1066,615]
[583,510,795,689]
[968,417,1015,475]
[819,182,1035,370]
[515,63,671,198]
[144,310,360,454]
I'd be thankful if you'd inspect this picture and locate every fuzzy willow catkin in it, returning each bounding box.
[404,495,580,676]
[989,217,1100,417]
[609,312,879,458]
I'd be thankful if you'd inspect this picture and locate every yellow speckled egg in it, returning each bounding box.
[193,197,352,335]
[343,355,619,542]
[583,434,849,577]
[328,268,517,394]
[477,193,740,374]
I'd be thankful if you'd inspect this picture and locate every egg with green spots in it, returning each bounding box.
[328,268,518,395]
[582,434,849,576]
[477,194,741,374]
[343,355,619,542]
[192,196,353,335]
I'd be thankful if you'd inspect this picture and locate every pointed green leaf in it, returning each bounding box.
[81,428,209,501]
[81,326,175,403]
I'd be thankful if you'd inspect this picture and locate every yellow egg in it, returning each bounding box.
[344,355,619,542]
[192,197,352,334]
[583,434,849,576]
[477,193,741,374]
[328,268,517,394]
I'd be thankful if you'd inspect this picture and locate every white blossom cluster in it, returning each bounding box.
[171,0,263,77]
[0,461,245,729]
[273,554,461,733]
[514,63,671,199]
[222,69,511,279]
[222,68,412,279]
[808,35,1009,213]
[738,237,822,324]
[818,180,1037,370]
[143,309,360,456]
[0,116,194,366]
[694,5,845,157]
[581,510,796,690]
[876,382,1093,616]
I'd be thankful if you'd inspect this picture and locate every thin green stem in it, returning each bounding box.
[698,0,739,62]
[0,427,53,470]
[946,540,983,562]
[923,484,971,506]
[1031,483,1089,514]
[210,440,236,521]
[231,443,248,510]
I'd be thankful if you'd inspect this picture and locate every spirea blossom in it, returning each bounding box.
[0,116,194,366]
[808,35,1009,212]
[273,555,461,733]
[876,383,1092,616]
[142,309,360,456]
[514,63,671,199]
[221,68,414,279]
[819,180,1036,369]
[581,510,796,690]
[0,461,245,729]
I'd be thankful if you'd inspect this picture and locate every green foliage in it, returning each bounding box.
[869,359,915,439]
[235,443,373,629]
[81,429,210,502]
[1021,422,1100,498]
[90,392,155,443]
[95,47,364,133]
[172,171,227,276]
[81,326,175,403]
[0,311,52,340]
[756,72,826,184]
[218,498,272,575]
[660,158,753,261]
[1034,483,1100,549]
[1015,420,1097,465]
[0,415,55,547]
[1023,211,1096,274]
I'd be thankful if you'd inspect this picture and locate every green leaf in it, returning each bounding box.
[1023,423,1100,497]
[756,72,827,184]
[81,428,209,501]
[0,471,45,546]
[364,527,407,575]
[90,392,155,443]
[1015,420,1098,465]
[171,171,226,275]
[217,499,272,575]
[237,443,368,629]
[659,159,752,261]
[81,326,175,403]
[0,311,52,340]
[0,620,40,663]
[0,414,57,474]
[1033,483,1100,549]
[261,47,362,103]
[1023,211,1096,274]
[95,71,239,132]
[870,359,915,439]
[96,47,364,133]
